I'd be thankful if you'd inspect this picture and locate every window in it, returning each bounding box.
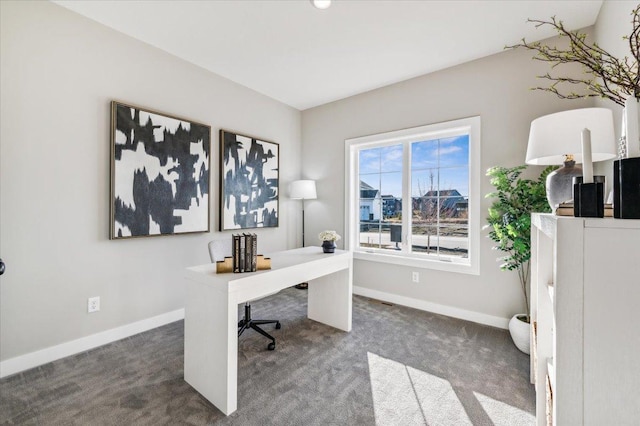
[345,117,480,274]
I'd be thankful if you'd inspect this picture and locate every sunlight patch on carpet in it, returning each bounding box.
[367,352,471,425]
[474,391,535,426]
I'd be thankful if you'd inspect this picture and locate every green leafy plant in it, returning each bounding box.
[506,5,639,106]
[485,165,554,318]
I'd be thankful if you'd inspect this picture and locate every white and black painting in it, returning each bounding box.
[110,101,211,239]
[220,130,278,230]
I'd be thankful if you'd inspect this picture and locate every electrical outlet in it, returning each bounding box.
[412,271,420,283]
[88,296,100,313]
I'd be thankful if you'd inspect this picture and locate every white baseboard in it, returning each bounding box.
[0,309,184,379]
[353,286,509,329]
[1,290,507,378]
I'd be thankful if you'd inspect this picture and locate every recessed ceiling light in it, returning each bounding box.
[311,0,332,10]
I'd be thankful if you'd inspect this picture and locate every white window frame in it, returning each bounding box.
[344,116,480,275]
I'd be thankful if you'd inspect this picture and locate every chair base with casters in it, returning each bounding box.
[208,239,282,351]
[238,303,281,350]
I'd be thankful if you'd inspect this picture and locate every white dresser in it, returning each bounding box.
[530,213,640,425]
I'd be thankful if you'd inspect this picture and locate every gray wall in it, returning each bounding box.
[0,1,301,361]
[1,0,626,362]
[300,39,592,322]
[593,1,634,182]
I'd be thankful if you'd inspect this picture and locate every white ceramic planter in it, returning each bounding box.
[508,314,530,355]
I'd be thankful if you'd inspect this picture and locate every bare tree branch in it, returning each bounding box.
[506,6,640,106]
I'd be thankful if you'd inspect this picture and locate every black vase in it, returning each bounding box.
[321,240,336,253]
[613,157,640,219]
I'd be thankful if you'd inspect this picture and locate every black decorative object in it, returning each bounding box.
[322,240,336,253]
[613,158,640,219]
[110,101,211,239]
[573,176,605,218]
[220,130,279,230]
[390,224,402,250]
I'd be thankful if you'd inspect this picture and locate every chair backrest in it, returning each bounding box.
[208,239,233,263]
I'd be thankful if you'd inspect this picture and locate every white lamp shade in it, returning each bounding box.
[526,108,616,165]
[290,180,317,200]
[311,0,331,9]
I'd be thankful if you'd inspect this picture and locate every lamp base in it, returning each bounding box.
[546,160,582,209]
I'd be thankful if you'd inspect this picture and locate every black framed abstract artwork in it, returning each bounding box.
[110,101,211,239]
[220,129,279,230]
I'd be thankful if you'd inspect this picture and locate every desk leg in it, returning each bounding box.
[307,264,352,332]
[184,279,238,415]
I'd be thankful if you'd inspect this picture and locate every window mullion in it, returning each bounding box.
[402,141,411,253]
[436,138,441,257]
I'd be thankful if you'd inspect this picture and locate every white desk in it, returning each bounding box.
[184,246,353,415]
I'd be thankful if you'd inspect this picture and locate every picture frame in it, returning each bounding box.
[220,129,279,230]
[110,101,211,239]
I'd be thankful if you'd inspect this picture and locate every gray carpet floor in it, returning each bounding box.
[0,288,535,425]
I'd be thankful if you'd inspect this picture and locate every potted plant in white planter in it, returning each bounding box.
[485,165,553,354]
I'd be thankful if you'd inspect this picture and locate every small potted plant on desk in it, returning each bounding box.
[319,230,341,253]
[485,165,553,354]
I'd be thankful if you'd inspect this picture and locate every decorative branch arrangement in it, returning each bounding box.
[506,5,640,106]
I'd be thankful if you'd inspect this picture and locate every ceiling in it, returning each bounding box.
[52,0,603,111]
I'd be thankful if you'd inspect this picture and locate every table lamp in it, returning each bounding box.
[526,108,616,210]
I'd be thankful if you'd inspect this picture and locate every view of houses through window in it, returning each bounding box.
[358,135,469,260]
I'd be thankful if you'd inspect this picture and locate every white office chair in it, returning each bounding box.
[208,240,281,350]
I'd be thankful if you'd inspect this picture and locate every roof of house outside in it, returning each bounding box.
[360,181,375,190]
[361,190,379,199]
[423,189,462,197]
